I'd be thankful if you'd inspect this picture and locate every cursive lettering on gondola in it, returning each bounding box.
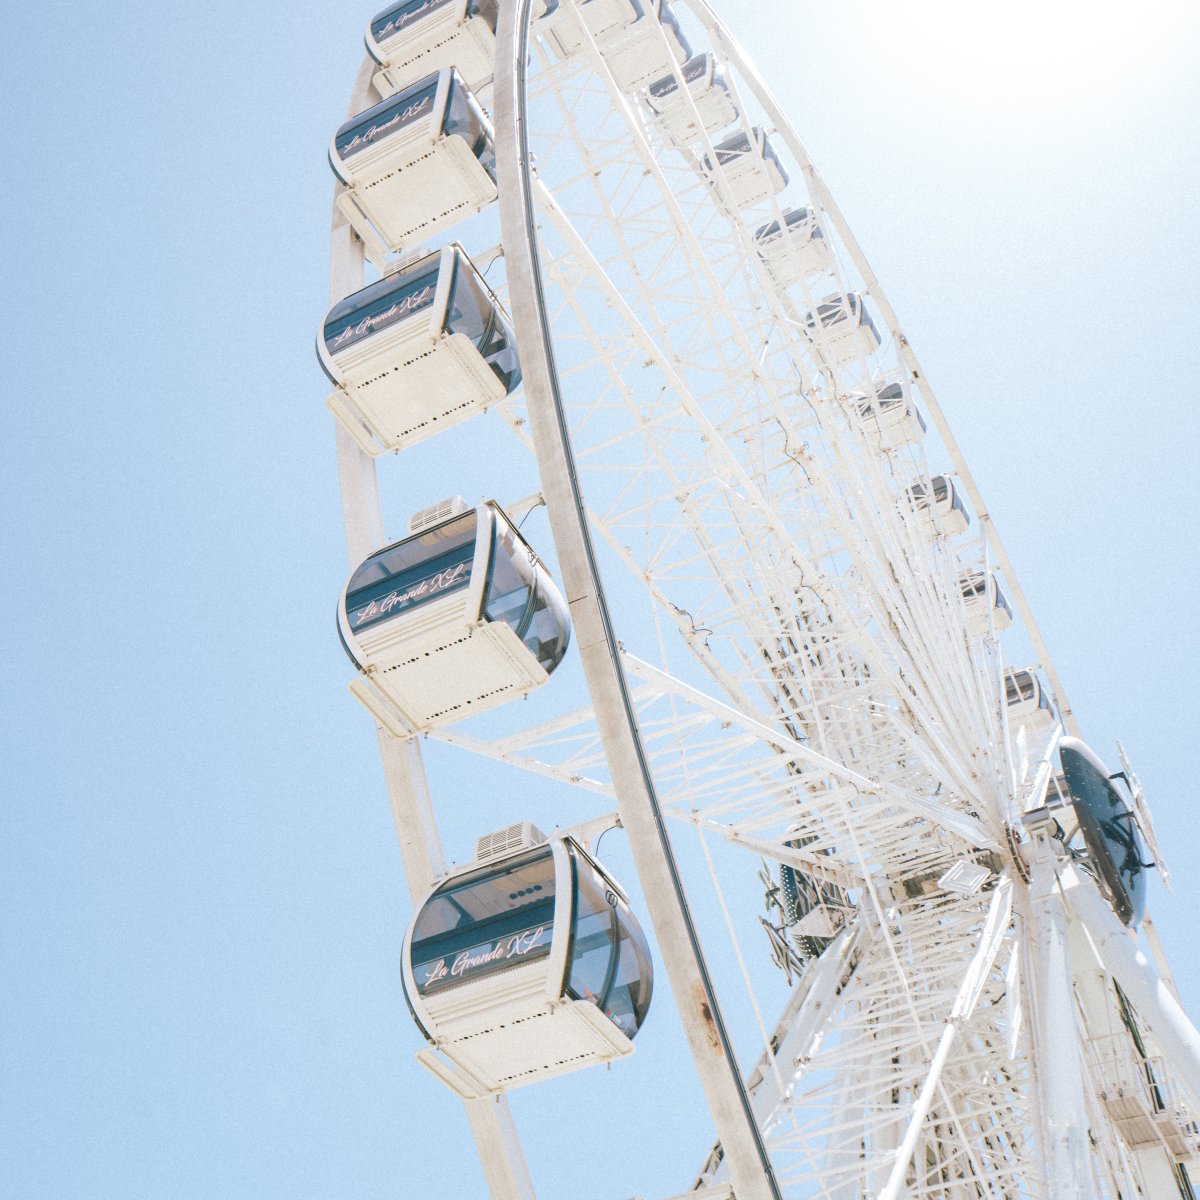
[373,0,454,40]
[352,559,468,626]
[421,924,549,987]
[330,284,435,350]
[339,92,434,158]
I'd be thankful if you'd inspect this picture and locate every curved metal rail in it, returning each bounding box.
[493,2,782,1198]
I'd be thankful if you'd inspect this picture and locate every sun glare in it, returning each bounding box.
[878,0,1184,106]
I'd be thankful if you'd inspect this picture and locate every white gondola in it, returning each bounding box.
[320,244,519,453]
[544,0,689,92]
[644,53,737,144]
[1004,667,1055,732]
[844,381,926,454]
[330,68,496,258]
[338,500,570,733]
[699,126,788,210]
[802,292,881,367]
[755,207,829,286]
[906,474,970,537]
[403,825,654,1094]
[958,570,1013,636]
[366,0,557,96]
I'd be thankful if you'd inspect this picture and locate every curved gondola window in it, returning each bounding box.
[483,520,571,672]
[344,513,476,632]
[566,847,652,1038]
[446,260,521,391]
[371,0,499,45]
[410,848,556,996]
[443,78,496,180]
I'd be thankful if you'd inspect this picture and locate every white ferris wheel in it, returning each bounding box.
[318,2,1200,1197]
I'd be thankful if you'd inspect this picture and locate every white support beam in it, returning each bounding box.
[1064,866,1200,1118]
[1024,849,1095,1200]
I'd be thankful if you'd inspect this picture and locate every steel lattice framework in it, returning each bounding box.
[324,3,1200,1198]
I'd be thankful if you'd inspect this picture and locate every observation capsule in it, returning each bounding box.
[645,53,737,144]
[320,244,519,454]
[958,570,1013,636]
[366,0,558,96]
[330,68,496,258]
[755,207,829,286]
[1059,738,1149,927]
[1004,668,1055,733]
[905,474,970,537]
[700,126,788,210]
[338,499,570,733]
[404,825,654,1093]
[847,381,927,451]
[802,292,881,367]
[545,0,689,92]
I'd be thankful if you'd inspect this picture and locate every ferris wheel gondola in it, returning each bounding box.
[319,243,519,453]
[543,0,689,91]
[754,207,829,287]
[338,499,570,733]
[403,826,653,1095]
[1004,667,1055,733]
[644,52,736,144]
[802,291,881,368]
[331,67,497,257]
[1060,737,1150,928]
[905,473,970,537]
[700,126,787,210]
[958,568,1013,635]
[366,0,558,96]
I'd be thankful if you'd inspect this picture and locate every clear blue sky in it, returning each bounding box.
[2,2,1198,1198]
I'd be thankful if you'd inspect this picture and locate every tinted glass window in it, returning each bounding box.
[334,76,440,160]
[1006,671,1035,704]
[371,0,457,43]
[483,519,538,635]
[442,78,496,178]
[324,259,440,355]
[648,53,710,99]
[411,849,556,995]
[446,260,520,390]
[1062,745,1147,926]
[345,513,476,632]
[567,848,653,1038]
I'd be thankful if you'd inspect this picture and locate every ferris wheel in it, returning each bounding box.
[318,2,1200,1197]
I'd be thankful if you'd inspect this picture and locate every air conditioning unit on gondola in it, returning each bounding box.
[330,67,497,258]
[404,832,654,1094]
[337,500,571,733]
[319,243,520,453]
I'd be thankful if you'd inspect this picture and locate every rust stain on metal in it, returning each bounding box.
[694,984,723,1054]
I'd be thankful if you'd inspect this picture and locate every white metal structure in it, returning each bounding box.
[322,2,1200,1198]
